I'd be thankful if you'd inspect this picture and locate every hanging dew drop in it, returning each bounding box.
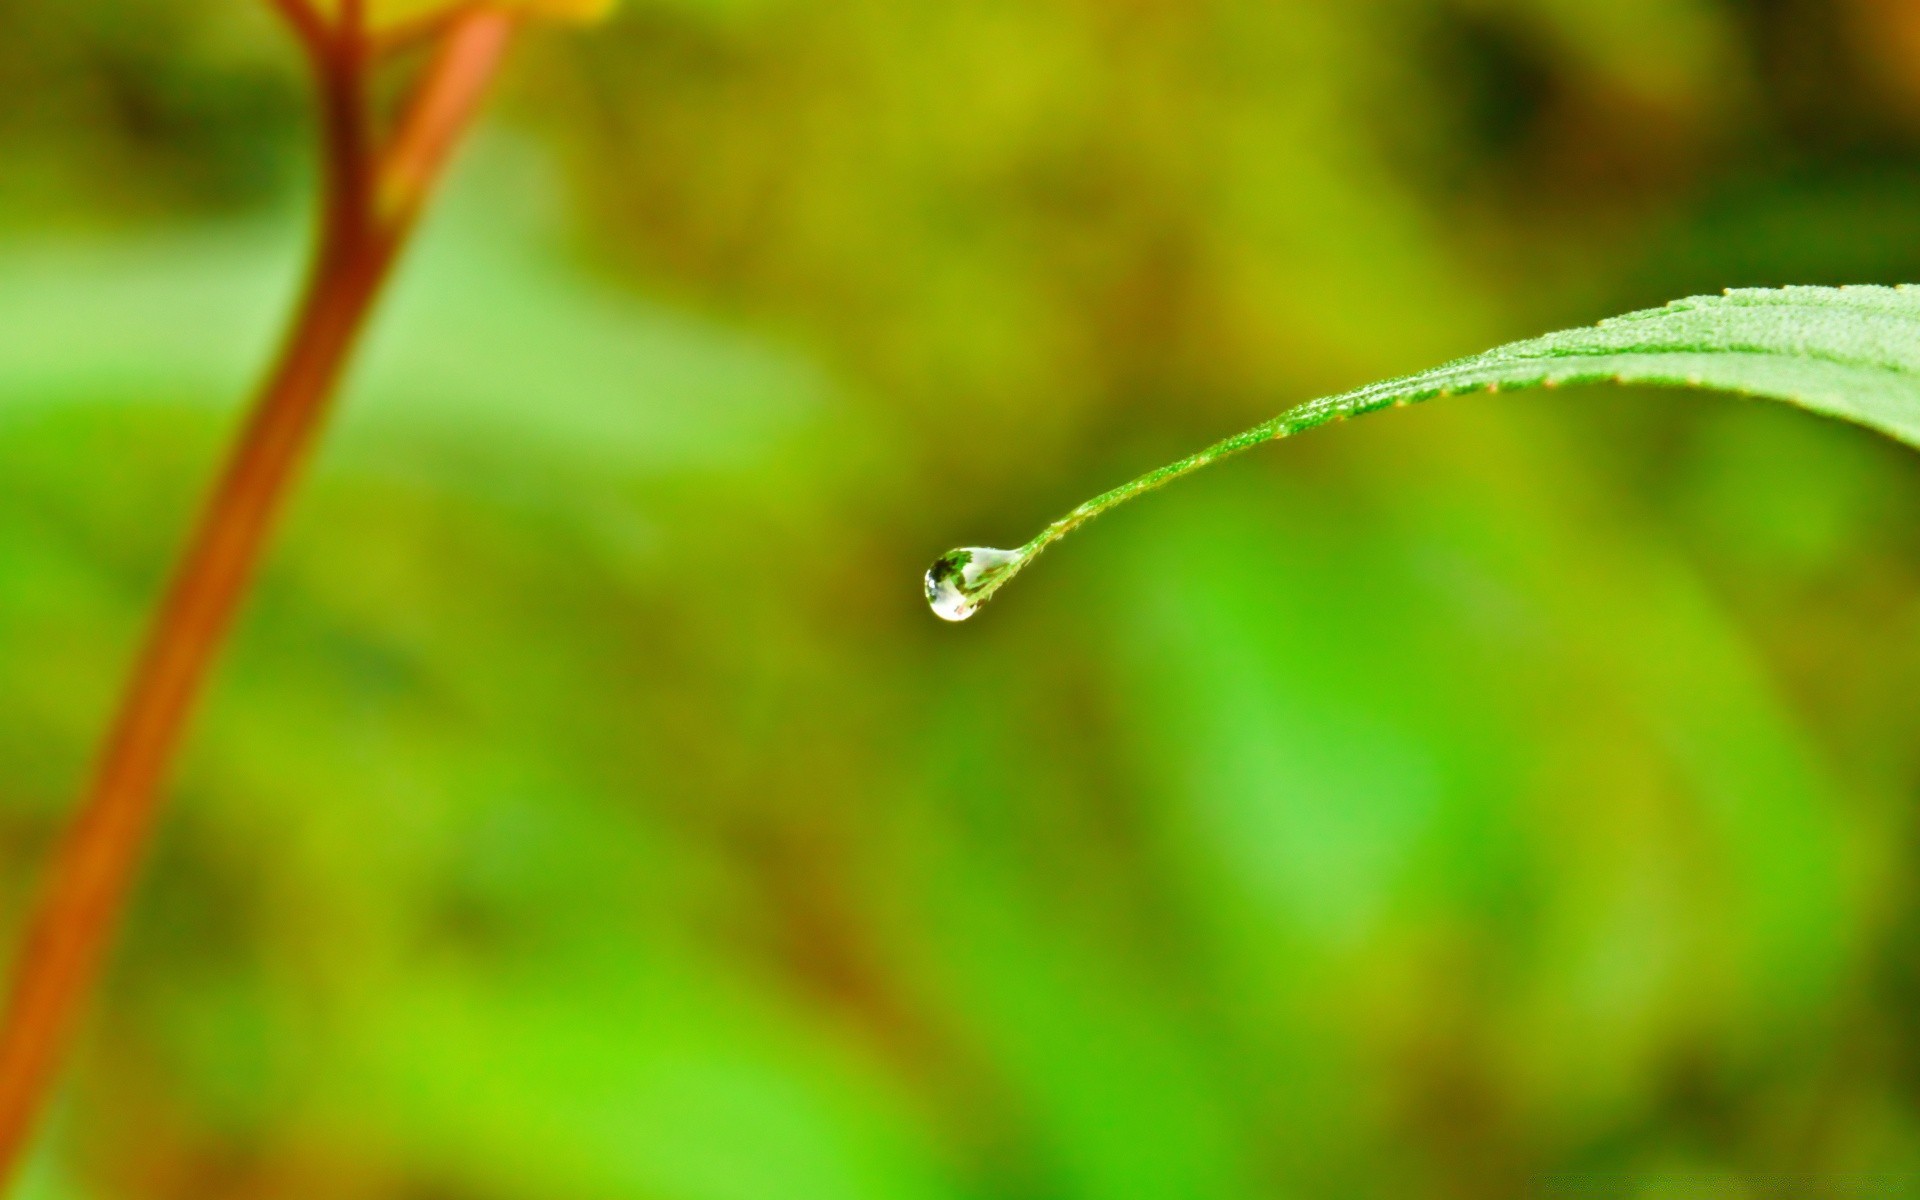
[924,546,1025,622]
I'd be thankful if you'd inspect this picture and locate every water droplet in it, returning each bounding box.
[924,546,1024,622]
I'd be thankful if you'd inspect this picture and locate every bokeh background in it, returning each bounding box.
[7,0,1920,1196]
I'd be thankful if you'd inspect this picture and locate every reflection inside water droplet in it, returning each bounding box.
[924,546,1024,622]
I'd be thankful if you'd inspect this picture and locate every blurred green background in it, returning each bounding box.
[7,1,1920,1196]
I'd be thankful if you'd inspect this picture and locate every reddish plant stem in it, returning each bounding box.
[0,9,514,1183]
[380,13,515,228]
[372,3,483,60]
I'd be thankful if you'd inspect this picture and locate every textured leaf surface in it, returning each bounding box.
[940,285,1920,617]
[1265,284,1920,447]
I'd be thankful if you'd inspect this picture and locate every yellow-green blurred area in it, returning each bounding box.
[13,0,1920,1196]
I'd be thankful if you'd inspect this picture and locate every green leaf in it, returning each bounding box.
[928,285,1920,620]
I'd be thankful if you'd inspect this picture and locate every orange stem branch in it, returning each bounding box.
[378,10,515,233]
[0,9,515,1184]
[369,3,483,60]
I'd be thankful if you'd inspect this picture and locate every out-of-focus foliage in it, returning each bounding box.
[7,1,1920,1198]
[311,0,615,32]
